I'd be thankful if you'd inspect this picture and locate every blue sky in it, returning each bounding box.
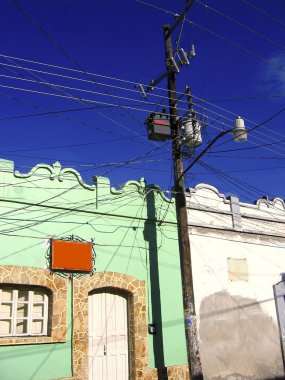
[1,0,285,203]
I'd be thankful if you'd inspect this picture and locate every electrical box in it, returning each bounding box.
[145,112,171,141]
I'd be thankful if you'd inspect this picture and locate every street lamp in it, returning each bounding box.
[182,116,247,179]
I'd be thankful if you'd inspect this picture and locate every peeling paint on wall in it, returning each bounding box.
[199,291,284,380]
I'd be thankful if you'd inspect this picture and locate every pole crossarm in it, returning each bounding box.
[142,0,196,96]
[144,60,192,95]
[167,0,196,36]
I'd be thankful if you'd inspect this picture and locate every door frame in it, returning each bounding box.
[73,272,148,379]
[88,287,131,379]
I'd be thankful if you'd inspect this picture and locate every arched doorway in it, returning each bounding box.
[88,288,130,380]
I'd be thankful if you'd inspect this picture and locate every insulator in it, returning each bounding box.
[166,57,179,73]
[177,48,189,65]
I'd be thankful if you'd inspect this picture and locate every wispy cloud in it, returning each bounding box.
[260,51,285,94]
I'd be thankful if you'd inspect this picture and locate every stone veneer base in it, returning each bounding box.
[73,271,189,380]
[146,365,190,379]
[0,267,189,379]
[73,272,148,379]
[59,364,189,379]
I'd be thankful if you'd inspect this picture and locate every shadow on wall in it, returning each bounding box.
[144,188,167,378]
[199,291,284,380]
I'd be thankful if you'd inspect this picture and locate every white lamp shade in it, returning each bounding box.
[233,117,247,142]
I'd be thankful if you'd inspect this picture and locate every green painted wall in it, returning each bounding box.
[0,159,187,377]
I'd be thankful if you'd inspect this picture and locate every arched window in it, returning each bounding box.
[0,285,50,337]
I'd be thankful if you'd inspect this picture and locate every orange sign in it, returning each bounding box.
[51,240,93,272]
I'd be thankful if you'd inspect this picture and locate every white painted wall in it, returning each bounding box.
[186,184,285,380]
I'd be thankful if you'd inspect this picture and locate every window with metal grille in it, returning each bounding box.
[0,286,49,337]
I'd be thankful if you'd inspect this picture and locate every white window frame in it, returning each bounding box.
[0,286,49,337]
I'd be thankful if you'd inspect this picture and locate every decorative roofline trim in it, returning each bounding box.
[59,168,95,190]
[14,161,96,191]
[186,183,231,204]
[111,178,146,196]
[14,162,61,180]
[147,184,173,203]
[255,197,285,210]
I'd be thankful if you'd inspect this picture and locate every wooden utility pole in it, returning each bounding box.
[164,24,203,380]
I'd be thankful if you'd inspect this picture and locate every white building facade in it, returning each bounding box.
[186,184,285,380]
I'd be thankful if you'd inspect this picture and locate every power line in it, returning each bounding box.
[207,137,285,154]
[0,86,142,144]
[0,62,194,112]
[192,109,285,154]
[1,165,283,237]
[195,161,285,232]
[198,160,267,200]
[240,0,285,28]
[1,77,283,153]
[0,151,168,167]
[196,0,285,50]
[191,110,285,158]
[0,102,146,122]
[1,52,283,138]
[213,105,285,149]
[187,193,285,241]
[2,59,285,154]
[202,94,285,102]
[136,0,285,73]
[0,194,177,225]
[186,18,285,72]
[1,51,283,104]
[0,52,138,85]
[0,61,147,97]
[3,66,285,164]
[10,0,145,128]
[0,72,191,115]
[0,137,129,153]
[192,94,285,141]
[182,105,285,183]
[0,83,179,116]
[3,79,285,161]
[0,55,174,156]
[194,164,285,174]
[208,155,285,160]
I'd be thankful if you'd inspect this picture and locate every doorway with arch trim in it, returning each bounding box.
[88,288,130,380]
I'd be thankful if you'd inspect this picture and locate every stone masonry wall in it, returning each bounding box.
[0,265,67,345]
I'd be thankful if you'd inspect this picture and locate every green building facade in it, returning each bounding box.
[0,159,188,380]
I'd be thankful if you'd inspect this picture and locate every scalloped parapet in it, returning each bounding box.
[186,183,231,211]
[147,184,173,203]
[111,177,146,196]
[14,161,96,190]
[0,159,14,172]
[14,161,63,181]
[255,197,285,212]
[186,183,235,229]
[187,183,285,235]
[6,160,172,209]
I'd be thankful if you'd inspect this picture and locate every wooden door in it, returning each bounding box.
[88,290,129,380]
